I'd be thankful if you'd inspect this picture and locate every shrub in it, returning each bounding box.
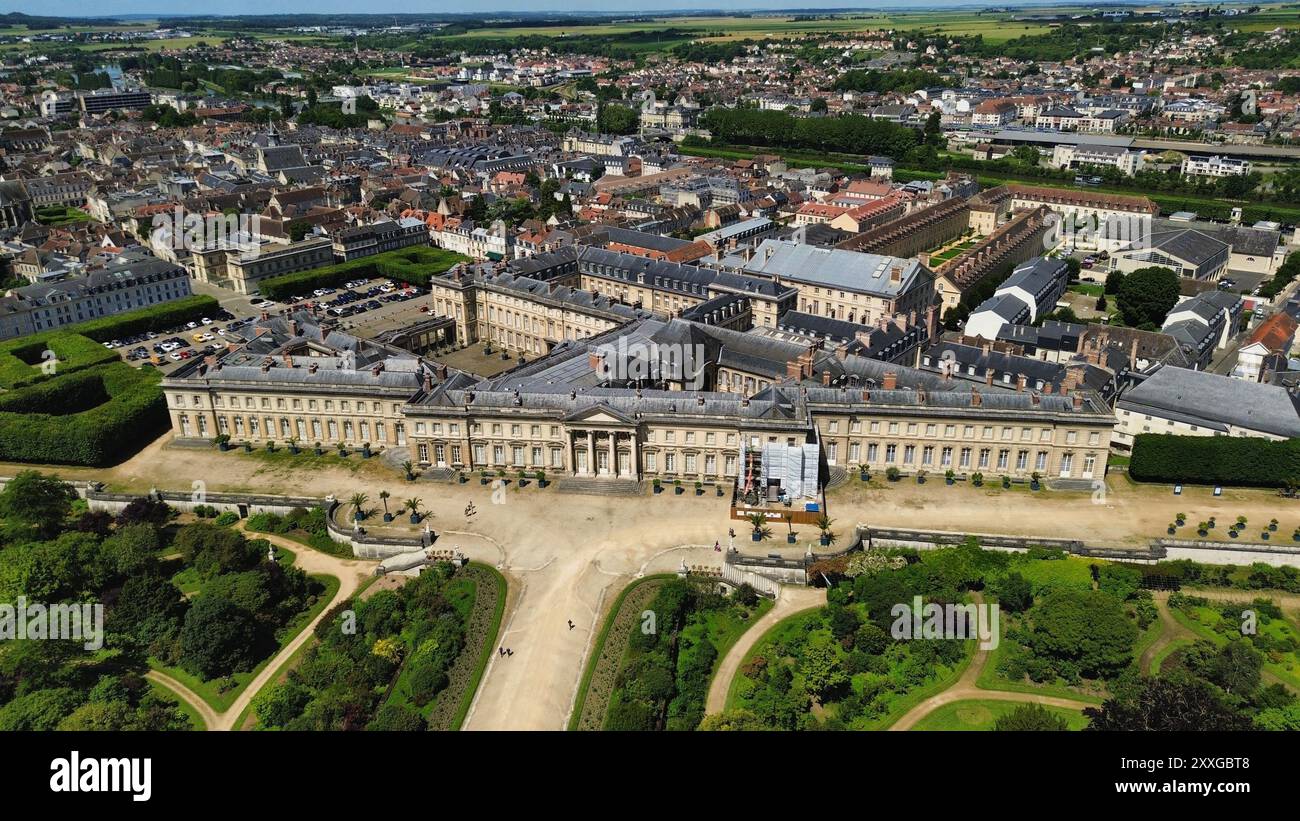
[1130,434,1300,488]
[257,247,470,301]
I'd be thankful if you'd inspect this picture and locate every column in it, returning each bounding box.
[609,432,617,478]
[629,431,639,480]
[586,430,595,476]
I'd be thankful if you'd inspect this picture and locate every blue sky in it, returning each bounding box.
[3,1,1093,17]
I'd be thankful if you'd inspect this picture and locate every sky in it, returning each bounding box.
[1,1,1104,17]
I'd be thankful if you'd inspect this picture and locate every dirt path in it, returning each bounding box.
[155,525,375,731]
[1140,593,1199,675]
[705,585,826,715]
[146,670,217,730]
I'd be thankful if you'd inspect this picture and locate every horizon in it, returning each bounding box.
[0,1,1176,20]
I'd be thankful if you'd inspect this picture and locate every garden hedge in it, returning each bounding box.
[1129,433,1300,488]
[0,363,169,466]
[257,246,470,301]
[73,294,219,342]
[0,332,119,389]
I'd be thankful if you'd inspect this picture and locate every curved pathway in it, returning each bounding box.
[1140,592,1198,675]
[156,524,375,730]
[146,670,216,730]
[705,585,826,715]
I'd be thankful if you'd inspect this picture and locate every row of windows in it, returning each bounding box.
[173,393,402,415]
[825,440,1099,475]
[820,419,1101,447]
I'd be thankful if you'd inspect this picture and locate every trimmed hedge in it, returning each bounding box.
[0,363,169,466]
[0,370,109,414]
[0,332,119,389]
[257,246,470,301]
[73,294,219,342]
[1129,433,1300,488]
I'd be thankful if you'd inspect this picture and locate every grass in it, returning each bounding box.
[221,444,396,481]
[568,573,673,730]
[147,679,204,730]
[1170,601,1300,692]
[149,573,340,713]
[910,698,1088,731]
[448,563,507,731]
[1149,637,1194,676]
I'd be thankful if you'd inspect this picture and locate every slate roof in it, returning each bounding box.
[1118,365,1300,437]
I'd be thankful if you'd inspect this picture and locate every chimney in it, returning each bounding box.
[588,351,605,373]
[371,362,385,377]
[917,387,927,404]
[283,353,293,368]
[1016,374,1026,392]
[422,372,433,392]
[1030,391,1040,406]
[435,363,448,382]
[835,343,849,361]
[1072,390,1084,410]
[1043,382,1054,395]
[822,370,831,386]
[985,369,994,387]
[308,362,318,375]
[260,310,270,321]
[289,318,300,336]
[861,389,871,402]
[882,370,898,390]
[971,387,982,407]
[261,362,271,374]
[786,359,804,380]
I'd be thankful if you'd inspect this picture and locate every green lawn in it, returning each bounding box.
[147,679,205,730]
[910,698,1088,731]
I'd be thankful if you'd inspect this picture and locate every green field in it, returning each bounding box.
[911,698,1088,731]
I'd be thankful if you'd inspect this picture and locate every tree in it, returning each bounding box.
[994,702,1070,731]
[698,709,771,731]
[178,595,261,679]
[1084,677,1253,731]
[800,640,848,699]
[995,572,1034,613]
[596,102,638,135]
[1116,266,1179,328]
[0,471,74,537]
[349,492,369,522]
[1027,590,1137,678]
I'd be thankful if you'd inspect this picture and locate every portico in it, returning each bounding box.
[566,406,640,479]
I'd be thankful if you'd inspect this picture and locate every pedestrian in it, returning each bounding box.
[568,619,574,630]
[714,540,721,552]
[506,648,513,657]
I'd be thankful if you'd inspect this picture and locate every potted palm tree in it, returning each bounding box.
[1167,522,1177,535]
[404,497,423,525]
[361,441,372,458]
[1030,471,1041,491]
[265,440,276,453]
[944,469,955,486]
[336,441,348,457]
[1269,518,1279,532]
[402,461,415,481]
[1175,512,1186,527]
[885,466,901,482]
[314,441,323,456]
[916,469,927,485]
[1001,474,1011,489]
[674,479,683,495]
[858,464,869,482]
[816,515,836,547]
[747,513,769,542]
[349,492,368,522]
[694,480,703,496]
[379,490,392,522]
[517,469,528,487]
[242,440,252,452]
[653,478,663,494]
[716,483,725,497]
[480,469,490,486]
[287,436,300,455]
[971,472,984,487]
[535,469,546,488]
[784,513,796,544]
[1197,521,1209,537]
[213,433,231,452]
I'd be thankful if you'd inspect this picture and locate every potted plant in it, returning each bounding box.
[652,478,663,494]
[1030,471,1041,491]
[674,479,683,495]
[695,480,703,496]
[1262,530,1271,540]
[1167,523,1177,535]
[349,492,368,522]
[747,513,769,542]
[916,469,927,485]
[784,513,796,544]
[213,433,231,452]
[945,469,955,486]
[1197,521,1209,537]
[361,442,372,458]
[336,441,348,457]
[816,514,836,547]
[314,441,323,456]
[517,469,528,487]
[456,470,467,484]
[287,436,300,455]
[497,468,507,485]
[717,484,725,497]
[885,466,901,482]
[1001,475,1011,489]
[1293,529,1300,542]
[1237,515,1248,529]
[1207,516,1217,530]
[480,469,490,486]
[858,464,869,482]
[265,440,276,453]
[1175,512,1186,527]
[404,497,423,525]
[1269,518,1279,532]
[535,469,546,488]
[242,440,252,452]
[971,472,984,487]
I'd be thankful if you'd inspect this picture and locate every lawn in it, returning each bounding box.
[1170,599,1300,692]
[910,698,1088,731]
[147,679,204,730]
